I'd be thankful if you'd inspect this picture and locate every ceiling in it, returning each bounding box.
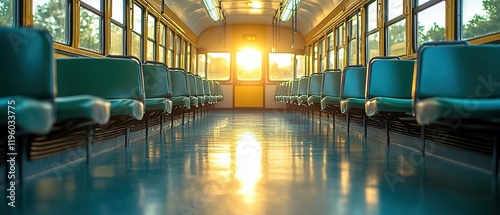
[161,0,343,37]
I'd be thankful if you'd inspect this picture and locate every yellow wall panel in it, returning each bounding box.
[234,86,264,108]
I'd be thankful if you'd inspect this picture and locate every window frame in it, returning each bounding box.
[366,0,380,64]
[347,11,361,65]
[384,0,407,57]
[146,13,156,61]
[79,0,104,53]
[412,0,446,52]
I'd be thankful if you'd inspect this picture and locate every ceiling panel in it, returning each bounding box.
[162,0,342,36]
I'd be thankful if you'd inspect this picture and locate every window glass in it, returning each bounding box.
[33,0,68,44]
[462,0,500,40]
[131,4,142,59]
[327,32,335,69]
[237,49,262,81]
[110,23,124,55]
[416,1,446,47]
[207,52,230,80]
[111,0,124,24]
[198,54,206,78]
[0,0,15,26]
[269,53,294,81]
[367,1,377,31]
[81,0,101,10]
[366,32,379,63]
[295,55,305,78]
[386,0,403,20]
[387,19,406,56]
[79,7,102,53]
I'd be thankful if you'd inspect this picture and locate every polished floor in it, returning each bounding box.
[2,110,499,215]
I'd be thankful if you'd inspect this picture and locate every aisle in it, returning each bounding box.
[2,110,498,215]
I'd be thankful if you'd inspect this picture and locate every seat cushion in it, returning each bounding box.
[321,96,340,110]
[340,98,365,113]
[0,96,54,134]
[298,95,308,105]
[307,95,321,106]
[109,99,144,120]
[416,97,500,125]
[172,97,190,109]
[145,98,172,114]
[56,95,110,125]
[190,96,199,107]
[365,97,412,117]
[197,96,206,107]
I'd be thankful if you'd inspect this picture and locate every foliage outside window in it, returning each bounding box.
[131,4,143,60]
[168,30,174,67]
[327,32,335,69]
[366,1,379,64]
[296,55,305,78]
[175,35,182,67]
[462,0,500,40]
[197,54,206,78]
[0,0,14,26]
[207,52,230,81]
[146,14,156,61]
[110,0,125,55]
[159,23,167,63]
[79,0,103,53]
[386,0,406,56]
[415,0,446,49]
[33,0,68,44]
[319,38,326,72]
[336,24,345,69]
[269,53,294,81]
[348,12,360,65]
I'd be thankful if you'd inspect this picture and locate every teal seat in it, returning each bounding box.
[365,58,415,116]
[289,79,300,104]
[209,80,218,104]
[297,76,309,105]
[57,58,145,121]
[202,79,213,104]
[187,73,199,107]
[320,69,342,110]
[414,44,500,125]
[55,95,110,125]
[195,75,206,107]
[0,28,55,134]
[307,73,323,108]
[142,63,174,114]
[169,68,191,110]
[216,81,224,101]
[340,66,367,133]
[340,66,367,114]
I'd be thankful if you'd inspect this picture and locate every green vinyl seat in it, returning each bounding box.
[297,76,309,105]
[142,63,174,114]
[340,66,367,114]
[0,28,55,134]
[307,73,323,107]
[365,58,415,117]
[320,69,342,110]
[169,68,191,109]
[216,81,224,101]
[289,79,300,104]
[414,44,500,125]
[202,79,213,104]
[57,58,145,121]
[195,75,206,106]
[187,73,199,107]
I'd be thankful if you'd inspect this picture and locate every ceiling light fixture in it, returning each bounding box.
[280,0,302,22]
[202,0,223,21]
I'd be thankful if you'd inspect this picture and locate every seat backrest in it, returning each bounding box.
[57,58,144,103]
[0,28,55,100]
[321,69,342,97]
[341,66,367,99]
[195,75,205,96]
[203,78,211,96]
[217,82,223,96]
[187,73,197,96]
[366,59,415,99]
[415,44,500,99]
[291,79,299,96]
[168,68,190,97]
[142,64,172,98]
[308,73,323,97]
[298,76,309,96]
